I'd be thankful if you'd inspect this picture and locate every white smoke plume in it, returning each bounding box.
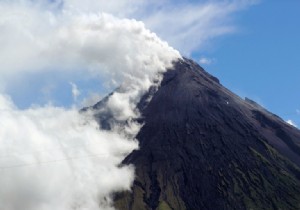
[0,94,138,210]
[0,1,181,210]
[0,4,179,86]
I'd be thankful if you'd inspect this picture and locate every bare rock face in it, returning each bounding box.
[93,58,300,210]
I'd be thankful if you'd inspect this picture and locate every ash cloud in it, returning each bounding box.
[0,1,180,210]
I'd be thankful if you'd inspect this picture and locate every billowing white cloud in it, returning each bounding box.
[0,1,181,210]
[58,0,258,55]
[62,0,259,55]
[0,7,179,85]
[286,119,297,127]
[0,0,258,105]
[0,94,138,210]
[0,0,181,113]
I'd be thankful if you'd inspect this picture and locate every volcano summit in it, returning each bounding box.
[90,58,300,210]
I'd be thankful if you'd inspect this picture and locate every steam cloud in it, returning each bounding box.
[0,94,137,210]
[0,1,180,210]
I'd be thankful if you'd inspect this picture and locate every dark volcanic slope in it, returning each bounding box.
[97,58,300,210]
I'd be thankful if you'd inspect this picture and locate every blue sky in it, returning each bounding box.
[0,1,299,208]
[1,0,299,127]
[192,0,300,127]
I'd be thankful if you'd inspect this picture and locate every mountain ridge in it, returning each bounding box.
[91,58,300,210]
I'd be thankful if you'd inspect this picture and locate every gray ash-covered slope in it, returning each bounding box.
[93,58,300,210]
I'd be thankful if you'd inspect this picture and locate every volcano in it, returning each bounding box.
[91,58,300,210]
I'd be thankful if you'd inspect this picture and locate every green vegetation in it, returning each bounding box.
[157,201,172,210]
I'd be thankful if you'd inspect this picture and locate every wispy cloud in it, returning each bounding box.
[286,119,298,127]
[81,92,102,107]
[69,82,80,102]
[140,0,259,55]
[0,0,258,105]
[51,0,259,55]
[199,57,214,65]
